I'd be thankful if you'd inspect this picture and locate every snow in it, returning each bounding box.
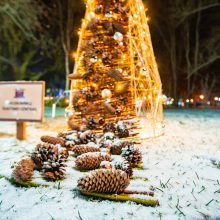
[0,110,220,220]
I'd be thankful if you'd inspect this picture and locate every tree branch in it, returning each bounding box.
[189,55,220,77]
[176,3,220,27]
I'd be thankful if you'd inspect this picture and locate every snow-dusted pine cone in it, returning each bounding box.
[121,145,142,167]
[31,143,59,170]
[42,155,67,181]
[41,135,65,147]
[79,130,97,144]
[78,169,130,194]
[75,152,111,170]
[110,140,134,155]
[100,158,133,177]
[72,143,100,155]
[12,159,34,184]
[117,122,129,138]
[112,158,133,177]
[103,122,116,133]
[60,149,69,159]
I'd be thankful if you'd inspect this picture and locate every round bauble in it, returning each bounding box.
[114,32,123,41]
[65,106,75,119]
[101,89,112,99]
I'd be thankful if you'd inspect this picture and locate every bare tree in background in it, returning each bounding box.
[56,0,85,91]
[153,0,220,100]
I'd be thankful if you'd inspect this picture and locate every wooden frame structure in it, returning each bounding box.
[69,0,164,138]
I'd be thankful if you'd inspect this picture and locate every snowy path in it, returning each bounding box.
[0,110,220,220]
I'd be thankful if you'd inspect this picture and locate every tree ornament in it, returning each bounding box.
[140,67,148,75]
[87,12,95,20]
[103,0,111,13]
[105,11,113,18]
[103,102,116,114]
[101,89,112,99]
[92,74,102,83]
[90,56,98,63]
[112,21,126,34]
[87,19,99,32]
[65,106,75,119]
[102,21,113,33]
[114,32,123,41]
[107,69,124,81]
[119,42,124,46]
[95,5,103,14]
[102,52,112,65]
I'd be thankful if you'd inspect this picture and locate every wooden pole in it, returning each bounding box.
[16,121,26,140]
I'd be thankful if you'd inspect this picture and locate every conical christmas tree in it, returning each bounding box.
[67,0,163,137]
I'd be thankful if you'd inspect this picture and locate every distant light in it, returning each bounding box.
[214,97,218,101]
[199,95,204,100]
[190,99,194,103]
[186,99,190,103]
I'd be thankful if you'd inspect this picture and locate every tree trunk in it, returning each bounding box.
[170,29,177,101]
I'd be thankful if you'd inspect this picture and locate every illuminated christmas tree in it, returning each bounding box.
[67,0,164,137]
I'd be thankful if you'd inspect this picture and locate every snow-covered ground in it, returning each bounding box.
[0,110,220,220]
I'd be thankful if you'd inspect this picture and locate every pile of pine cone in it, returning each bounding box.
[12,120,143,194]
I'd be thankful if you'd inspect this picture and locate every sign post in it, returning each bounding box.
[16,121,26,140]
[0,81,45,140]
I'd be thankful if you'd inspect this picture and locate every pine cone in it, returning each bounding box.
[103,123,116,133]
[75,152,111,170]
[112,21,126,34]
[72,143,100,155]
[112,158,133,177]
[31,143,59,170]
[41,135,65,147]
[110,140,134,155]
[57,131,74,139]
[12,159,34,184]
[61,149,69,159]
[68,120,83,131]
[42,155,67,181]
[107,69,124,81]
[117,122,130,138]
[121,146,142,167]
[78,169,130,194]
[79,130,97,144]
